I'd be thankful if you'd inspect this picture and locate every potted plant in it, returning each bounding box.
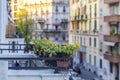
[110,28,115,35]
[16,8,33,52]
[33,38,57,57]
[55,43,80,70]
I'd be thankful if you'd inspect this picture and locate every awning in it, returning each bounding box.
[104,41,116,46]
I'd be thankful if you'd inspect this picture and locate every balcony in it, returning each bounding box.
[104,15,120,22]
[104,35,120,42]
[61,19,68,23]
[104,0,120,4]
[104,53,120,63]
[43,29,67,33]
[38,19,45,24]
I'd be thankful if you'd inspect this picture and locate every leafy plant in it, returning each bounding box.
[16,8,33,44]
[33,38,57,57]
[33,38,80,58]
[110,28,115,35]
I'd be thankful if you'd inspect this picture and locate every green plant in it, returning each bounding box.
[33,38,80,58]
[110,28,115,35]
[55,43,80,58]
[16,8,33,44]
[33,38,57,57]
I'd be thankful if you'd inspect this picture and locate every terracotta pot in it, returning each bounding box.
[57,61,69,70]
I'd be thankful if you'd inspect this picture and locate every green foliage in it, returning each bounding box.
[33,38,80,58]
[16,8,33,44]
[33,38,57,57]
[110,28,115,35]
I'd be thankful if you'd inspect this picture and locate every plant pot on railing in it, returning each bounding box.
[57,60,69,70]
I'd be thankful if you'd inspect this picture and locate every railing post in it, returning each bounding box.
[29,59,31,67]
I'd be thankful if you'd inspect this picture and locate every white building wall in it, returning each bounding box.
[0,0,8,43]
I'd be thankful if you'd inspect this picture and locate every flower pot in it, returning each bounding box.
[57,61,69,70]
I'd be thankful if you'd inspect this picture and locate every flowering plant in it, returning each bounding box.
[33,38,80,58]
[33,38,57,57]
[55,43,80,58]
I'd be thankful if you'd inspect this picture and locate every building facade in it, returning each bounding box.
[69,0,103,78]
[103,0,120,80]
[10,0,69,45]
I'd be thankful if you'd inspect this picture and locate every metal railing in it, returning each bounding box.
[0,44,33,53]
[0,57,69,70]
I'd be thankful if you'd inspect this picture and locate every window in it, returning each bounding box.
[14,0,17,3]
[14,5,17,11]
[100,42,102,51]
[89,37,91,46]
[56,6,58,12]
[55,34,58,41]
[110,62,113,73]
[81,37,82,45]
[89,20,91,33]
[62,34,66,40]
[63,6,66,12]
[94,56,96,66]
[89,54,91,64]
[84,37,85,45]
[99,25,102,34]
[93,20,97,33]
[94,38,96,47]
[90,5,91,18]
[100,59,102,69]
[94,4,97,17]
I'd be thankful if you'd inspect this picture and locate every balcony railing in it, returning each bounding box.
[38,19,45,24]
[104,0,120,4]
[104,15,120,22]
[0,57,68,70]
[104,52,120,63]
[43,29,68,33]
[79,14,87,20]
[0,44,33,53]
[104,35,120,42]
[61,19,68,23]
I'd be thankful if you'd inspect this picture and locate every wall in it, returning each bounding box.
[8,70,69,80]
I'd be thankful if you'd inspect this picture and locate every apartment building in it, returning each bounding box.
[103,0,120,80]
[69,0,104,78]
[10,0,69,45]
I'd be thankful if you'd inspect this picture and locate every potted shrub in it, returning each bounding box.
[55,43,80,70]
[33,38,57,57]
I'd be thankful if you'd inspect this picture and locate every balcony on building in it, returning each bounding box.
[104,47,120,63]
[104,35,120,42]
[61,19,68,23]
[38,18,45,24]
[104,15,120,22]
[79,14,87,21]
[43,29,62,33]
[104,0,120,4]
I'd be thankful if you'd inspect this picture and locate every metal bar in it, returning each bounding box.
[0,57,66,60]
[8,66,66,70]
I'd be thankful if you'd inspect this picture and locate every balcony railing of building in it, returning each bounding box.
[0,44,33,54]
[38,18,45,24]
[61,19,68,23]
[104,51,120,63]
[104,0,120,4]
[104,35,120,42]
[43,29,68,33]
[0,57,69,70]
[104,15,120,22]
